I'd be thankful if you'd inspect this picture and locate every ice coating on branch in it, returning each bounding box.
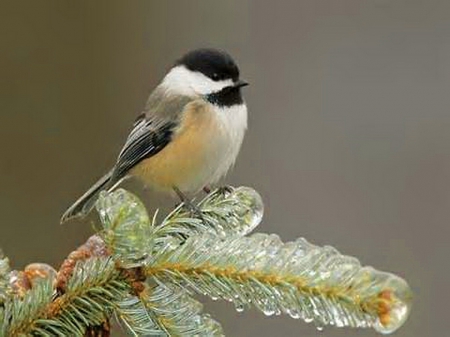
[117,282,223,336]
[96,187,264,265]
[149,233,412,334]
[197,186,264,237]
[96,189,153,267]
[96,188,412,334]
[155,186,264,239]
[0,252,11,304]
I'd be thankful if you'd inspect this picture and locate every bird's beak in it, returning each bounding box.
[234,79,249,88]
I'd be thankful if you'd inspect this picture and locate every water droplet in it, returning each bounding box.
[373,276,412,334]
[24,263,57,284]
[235,304,245,312]
[287,309,301,319]
[233,187,264,235]
[262,308,276,316]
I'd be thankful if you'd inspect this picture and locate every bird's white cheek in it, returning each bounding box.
[162,65,233,96]
[191,77,233,95]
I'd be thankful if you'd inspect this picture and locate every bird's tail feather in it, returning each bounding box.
[60,170,114,224]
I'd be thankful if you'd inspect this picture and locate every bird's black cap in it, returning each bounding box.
[176,48,240,82]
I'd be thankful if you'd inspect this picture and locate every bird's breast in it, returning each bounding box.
[132,101,247,193]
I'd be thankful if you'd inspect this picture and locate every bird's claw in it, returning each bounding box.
[182,199,204,219]
[217,185,234,196]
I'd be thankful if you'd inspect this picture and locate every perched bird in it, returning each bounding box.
[61,48,249,223]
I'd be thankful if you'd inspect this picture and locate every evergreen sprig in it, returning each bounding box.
[4,277,54,336]
[116,282,223,336]
[147,233,407,332]
[153,186,264,240]
[4,257,130,336]
[0,252,11,305]
[0,187,412,336]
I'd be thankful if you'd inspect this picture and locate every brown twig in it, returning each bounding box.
[55,235,110,292]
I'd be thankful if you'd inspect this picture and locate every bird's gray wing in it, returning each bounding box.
[111,93,193,181]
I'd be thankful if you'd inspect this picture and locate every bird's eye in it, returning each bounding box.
[211,73,220,81]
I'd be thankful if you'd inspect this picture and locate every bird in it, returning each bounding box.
[61,48,249,223]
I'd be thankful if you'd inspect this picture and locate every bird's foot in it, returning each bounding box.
[217,185,234,196]
[183,200,205,220]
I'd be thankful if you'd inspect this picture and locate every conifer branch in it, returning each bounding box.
[146,233,410,333]
[0,253,11,305]
[0,187,412,336]
[4,257,129,336]
[116,282,223,336]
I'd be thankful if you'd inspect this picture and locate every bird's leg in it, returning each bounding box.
[173,186,204,220]
[173,186,189,204]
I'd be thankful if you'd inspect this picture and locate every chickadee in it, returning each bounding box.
[61,48,249,223]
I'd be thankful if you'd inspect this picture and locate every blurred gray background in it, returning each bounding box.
[0,0,448,336]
